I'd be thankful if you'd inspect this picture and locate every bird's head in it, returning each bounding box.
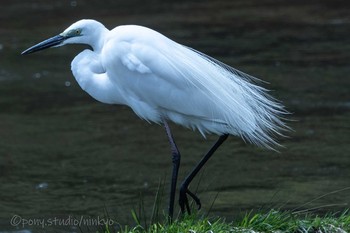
[22,19,107,55]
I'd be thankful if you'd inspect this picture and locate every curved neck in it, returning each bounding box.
[71,49,126,105]
[91,28,109,53]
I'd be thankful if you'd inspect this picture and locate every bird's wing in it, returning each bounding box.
[103,27,288,147]
[107,41,199,118]
[119,50,152,74]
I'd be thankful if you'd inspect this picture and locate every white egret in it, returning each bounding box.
[22,19,289,220]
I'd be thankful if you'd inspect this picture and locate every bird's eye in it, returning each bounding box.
[68,28,82,36]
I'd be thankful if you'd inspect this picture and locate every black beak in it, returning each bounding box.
[21,34,66,55]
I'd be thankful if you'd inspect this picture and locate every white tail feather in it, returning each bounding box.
[162,43,289,149]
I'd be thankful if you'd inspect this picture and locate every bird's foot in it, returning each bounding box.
[179,184,201,214]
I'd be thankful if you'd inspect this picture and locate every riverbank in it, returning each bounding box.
[104,209,350,233]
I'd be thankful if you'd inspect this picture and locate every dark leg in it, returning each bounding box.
[163,120,181,222]
[179,134,228,214]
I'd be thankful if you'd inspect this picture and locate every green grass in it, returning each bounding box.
[99,209,350,233]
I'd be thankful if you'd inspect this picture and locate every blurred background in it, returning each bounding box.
[0,0,349,232]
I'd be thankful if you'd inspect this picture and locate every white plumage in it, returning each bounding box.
[65,20,288,148]
[22,19,289,219]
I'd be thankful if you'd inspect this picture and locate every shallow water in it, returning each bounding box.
[0,0,350,232]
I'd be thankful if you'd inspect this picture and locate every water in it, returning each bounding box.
[0,0,350,232]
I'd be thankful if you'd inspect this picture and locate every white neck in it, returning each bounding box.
[90,27,108,53]
[71,49,126,105]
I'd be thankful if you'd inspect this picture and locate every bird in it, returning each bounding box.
[22,19,289,220]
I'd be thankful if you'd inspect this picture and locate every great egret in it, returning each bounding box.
[22,19,289,220]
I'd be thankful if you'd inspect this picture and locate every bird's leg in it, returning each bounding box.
[163,120,181,222]
[179,134,228,214]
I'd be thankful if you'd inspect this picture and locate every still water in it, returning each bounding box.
[0,0,350,232]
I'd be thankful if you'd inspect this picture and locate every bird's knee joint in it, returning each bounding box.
[179,182,187,194]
